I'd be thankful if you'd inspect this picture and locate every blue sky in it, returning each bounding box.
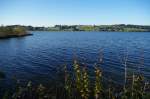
[0,0,150,26]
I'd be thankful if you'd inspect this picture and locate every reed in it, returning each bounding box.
[64,64,72,99]
[0,58,149,99]
[94,65,102,99]
[81,65,90,99]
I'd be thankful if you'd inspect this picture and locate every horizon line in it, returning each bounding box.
[1,24,150,27]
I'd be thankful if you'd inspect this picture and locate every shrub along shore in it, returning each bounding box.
[0,26,32,39]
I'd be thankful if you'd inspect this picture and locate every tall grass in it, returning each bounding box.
[0,58,150,99]
[94,65,102,99]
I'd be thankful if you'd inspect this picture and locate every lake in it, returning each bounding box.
[0,31,150,87]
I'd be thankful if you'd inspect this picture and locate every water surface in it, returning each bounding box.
[0,31,150,86]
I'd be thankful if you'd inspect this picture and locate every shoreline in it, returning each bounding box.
[0,33,33,39]
[30,30,150,32]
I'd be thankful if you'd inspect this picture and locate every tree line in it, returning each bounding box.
[1,24,150,32]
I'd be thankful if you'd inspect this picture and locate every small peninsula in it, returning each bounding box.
[0,26,32,39]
